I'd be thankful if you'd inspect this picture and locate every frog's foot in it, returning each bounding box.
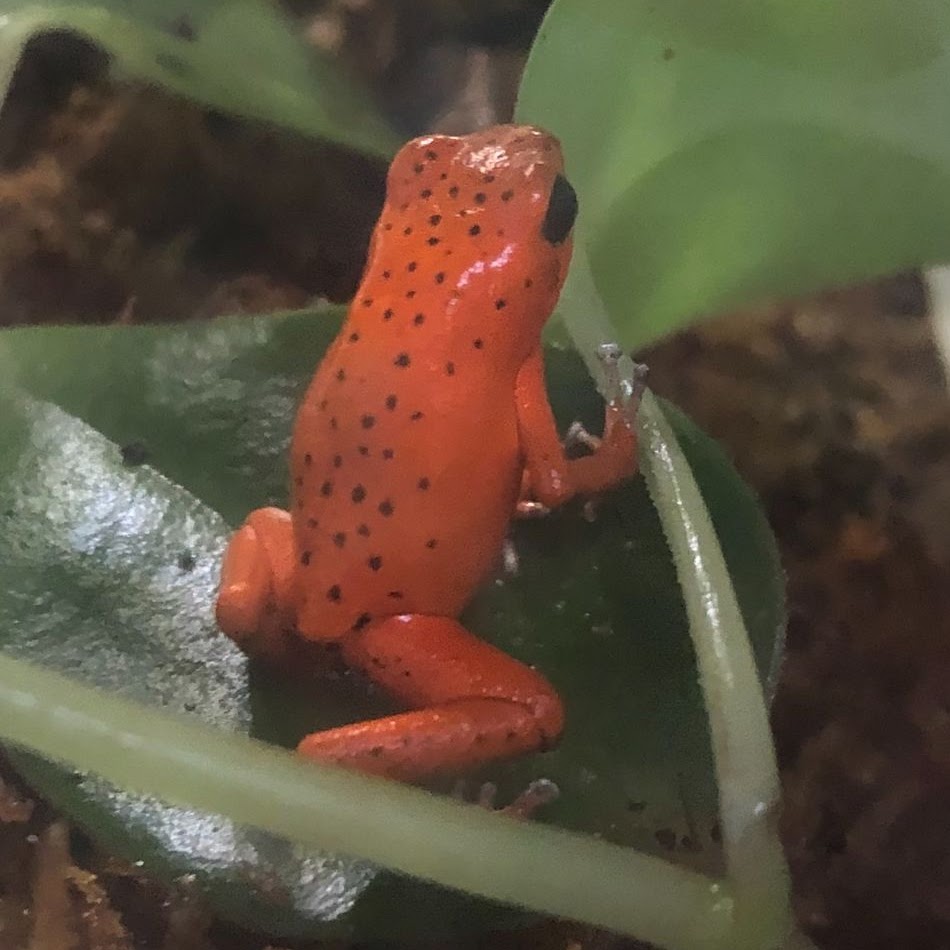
[216,507,296,661]
[453,777,560,819]
[556,346,646,498]
[297,614,564,782]
[515,467,550,519]
[564,420,601,454]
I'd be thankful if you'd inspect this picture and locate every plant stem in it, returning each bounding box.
[0,652,732,949]
[558,243,793,947]
[637,392,791,947]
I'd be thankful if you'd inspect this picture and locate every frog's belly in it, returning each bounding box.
[292,407,521,641]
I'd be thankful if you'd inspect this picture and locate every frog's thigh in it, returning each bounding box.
[297,614,565,781]
[216,507,295,656]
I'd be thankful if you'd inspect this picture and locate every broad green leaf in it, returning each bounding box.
[0,311,783,939]
[0,0,399,157]
[518,0,950,347]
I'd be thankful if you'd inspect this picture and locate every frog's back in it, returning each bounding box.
[289,125,572,640]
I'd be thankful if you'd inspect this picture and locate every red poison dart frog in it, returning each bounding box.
[216,125,638,782]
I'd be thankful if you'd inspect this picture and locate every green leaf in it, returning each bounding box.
[0,311,783,939]
[517,0,950,347]
[0,0,399,157]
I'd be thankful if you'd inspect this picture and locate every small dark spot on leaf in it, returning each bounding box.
[474,192,487,205]
[368,555,382,571]
[445,362,455,376]
[333,532,346,548]
[320,480,333,497]
[349,331,360,343]
[358,445,370,456]
[469,224,481,236]
[413,313,425,325]
[407,261,417,273]
[662,47,675,60]
[418,477,430,490]
[655,828,677,850]
[420,189,432,199]
[333,454,343,468]
[495,299,506,310]
[382,448,394,459]
[425,149,438,161]
[167,14,196,41]
[427,236,440,246]
[307,518,319,529]
[361,414,376,429]
[357,523,371,537]
[429,214,442,226]
[413,163,424,174]
[388,591,404,599]
[361,298,373,308]
[155,52,190,75]
[524,278,533,288]
[435,272,445,284]
[382,270,391,279]
[448,185,459,198]
[351,485,367,503]
[378,499,395,517]
[353,612,372,631]
[501,189,514,202]
[394,352,411,367]
[336,368,346,381]
[403,226,413,236]
[327,585,341,602]
[426,538,438,549]
[383,308,394,321]
[121,441,149,467]
[406,289,417,299]
[473,338,484,349]
[411,411,424,421]
[301,550,312,566]
[385,394,398,410]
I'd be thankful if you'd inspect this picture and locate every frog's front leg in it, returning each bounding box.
[515,347,638,510]
[297,615,564,781]
[216,507,296,660]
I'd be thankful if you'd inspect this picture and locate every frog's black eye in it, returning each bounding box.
[541,174,578,246]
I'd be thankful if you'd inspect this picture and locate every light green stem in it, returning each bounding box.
[637,392,791,946]
[0,652,732,949]
[558,244,795,947]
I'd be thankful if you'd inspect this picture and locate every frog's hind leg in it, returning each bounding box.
[297,614,564,781]
[216,507,296,660]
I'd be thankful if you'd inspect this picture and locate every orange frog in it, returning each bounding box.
[216,125,637,782]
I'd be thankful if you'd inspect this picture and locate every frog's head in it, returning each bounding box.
[365,125,578,365]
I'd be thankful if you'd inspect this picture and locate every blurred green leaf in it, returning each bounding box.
[0,0,399,157]
[0,310,783,938]
[518,0,950,346]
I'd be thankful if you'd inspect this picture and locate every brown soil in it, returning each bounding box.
[644,279,950,950]
[3,9,950,950]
